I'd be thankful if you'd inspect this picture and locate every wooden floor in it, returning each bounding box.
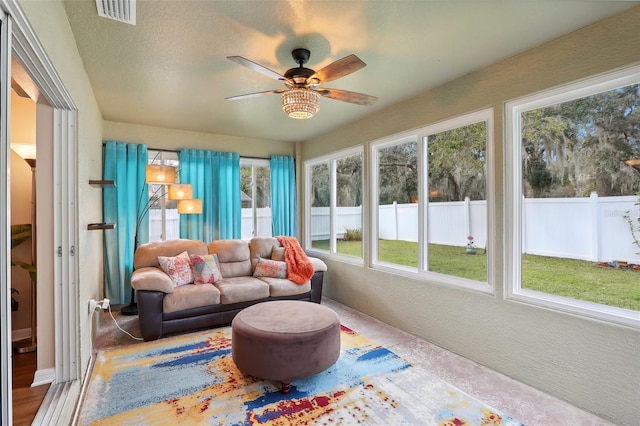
[12,350,49,426]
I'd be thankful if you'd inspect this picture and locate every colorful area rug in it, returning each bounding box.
[78,326,524,425]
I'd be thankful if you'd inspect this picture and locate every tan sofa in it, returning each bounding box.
[131,237,327,341]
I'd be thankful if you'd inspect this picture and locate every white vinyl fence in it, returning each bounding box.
[149,207,273,241]
[311,193,640,263]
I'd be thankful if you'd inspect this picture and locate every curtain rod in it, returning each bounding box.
[101,143,275,161]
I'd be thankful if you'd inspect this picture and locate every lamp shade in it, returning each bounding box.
[11,142,36,168]
[11,142,36,160]
[168,184,193,200]
[178,199,203,214]
[146,164,176,185]
[281,89,320,119]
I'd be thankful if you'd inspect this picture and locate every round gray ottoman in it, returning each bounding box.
[231,300,340,393]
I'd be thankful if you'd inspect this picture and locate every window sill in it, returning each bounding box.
[508,288,640,329]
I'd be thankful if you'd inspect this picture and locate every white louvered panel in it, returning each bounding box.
[95,0,136,25]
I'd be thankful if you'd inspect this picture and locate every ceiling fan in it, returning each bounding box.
[226,48,378,119]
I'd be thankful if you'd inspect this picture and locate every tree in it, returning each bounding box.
[336,154,362,207]
[311,162,330,207]
[521,84,640,197]
[428,122,487,201]
[377,141,417,204]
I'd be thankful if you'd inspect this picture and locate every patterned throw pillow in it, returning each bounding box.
[190,253,223,284]
[271,246,286,261]
[158,251,194,287]
[253,257,287,279]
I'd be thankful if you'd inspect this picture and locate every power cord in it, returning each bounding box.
[106,304,144,341]
[90,298,144,342]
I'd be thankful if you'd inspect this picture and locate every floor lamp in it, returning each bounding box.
[121,164,202,315]
[11,143,37,353]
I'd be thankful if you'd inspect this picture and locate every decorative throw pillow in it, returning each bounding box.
[190,253,223,284]
[253,257,287,279]
[158,251,193,287]
[271,246,286,261]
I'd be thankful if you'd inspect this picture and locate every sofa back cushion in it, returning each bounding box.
[249,237,281,269]
[134,239,207,269]
[208,239,252,277]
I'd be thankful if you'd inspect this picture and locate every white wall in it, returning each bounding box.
[301,7,640,426]
[18,0,105,399]
[103,121,295,159]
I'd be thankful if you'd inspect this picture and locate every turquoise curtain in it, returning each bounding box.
[271,155,297,237]
[179,149,241,241]
[103,141,148,304]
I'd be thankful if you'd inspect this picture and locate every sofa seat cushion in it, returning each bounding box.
[214,276,270,304]
[131,267,175,294]
[257,277,311,297]
[163,283,221,313]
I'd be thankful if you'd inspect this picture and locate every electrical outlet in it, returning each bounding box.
[89,299,98,314]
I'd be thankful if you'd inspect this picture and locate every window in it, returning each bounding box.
[241,159,272,239]
[306,148,363,259]
[371,109,492,290]
[147,150,179,242]
[506,65,640,327]
[373,137,418,269]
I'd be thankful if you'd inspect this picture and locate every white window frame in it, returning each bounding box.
[505,65,640,328]
[240,158,272,240]
[370,109,494,293]
[305,146,364,263]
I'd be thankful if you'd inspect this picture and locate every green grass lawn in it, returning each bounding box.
[312,239,640,311]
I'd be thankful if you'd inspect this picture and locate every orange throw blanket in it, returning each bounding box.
[276,236,315,285]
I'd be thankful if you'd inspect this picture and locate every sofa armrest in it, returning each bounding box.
[131,267,174,293]
[137,290,165,341]
[310,270,324,304]
[308,257,327,272]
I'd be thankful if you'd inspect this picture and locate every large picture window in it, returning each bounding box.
[370,110,492,289]
[306,148,363,259]
[506,65,640,327]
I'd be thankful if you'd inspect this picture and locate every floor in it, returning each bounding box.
[11,349,50,426]
[93,298,613,426]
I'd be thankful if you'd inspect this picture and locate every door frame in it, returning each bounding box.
[0,1,78,424]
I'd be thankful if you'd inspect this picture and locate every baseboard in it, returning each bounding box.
[32,367,55,387]
[12,328,31,342]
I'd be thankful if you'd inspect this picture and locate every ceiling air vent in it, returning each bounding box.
[95,0,136,25]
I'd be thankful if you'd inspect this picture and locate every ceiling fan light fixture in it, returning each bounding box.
[281,89,320,119]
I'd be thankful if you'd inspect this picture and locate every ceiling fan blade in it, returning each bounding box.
[225,89,285,101]
[309,54,366,84]
[317,88,378,106]
[227,56,286,81]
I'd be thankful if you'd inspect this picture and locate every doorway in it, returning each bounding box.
[1,3,79,424]
[9,66,51,423]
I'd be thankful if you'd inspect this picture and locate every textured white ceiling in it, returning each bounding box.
[62,0,636,143]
